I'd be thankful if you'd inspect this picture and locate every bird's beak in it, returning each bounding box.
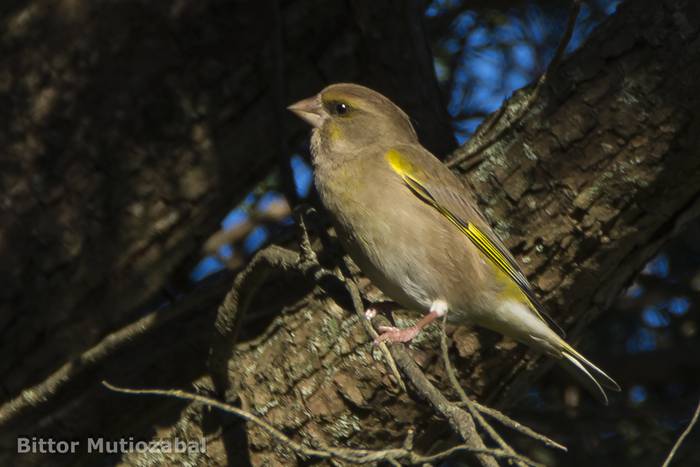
[287,95,323,128]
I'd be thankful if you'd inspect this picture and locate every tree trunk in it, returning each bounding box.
[2,0,700,466]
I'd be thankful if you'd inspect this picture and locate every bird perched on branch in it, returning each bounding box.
[288,83,620,404]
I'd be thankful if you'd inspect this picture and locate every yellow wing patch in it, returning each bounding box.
[385,148,564,337]
[386,148,416,177]
[385,149,434,203]
[386,149,517,279]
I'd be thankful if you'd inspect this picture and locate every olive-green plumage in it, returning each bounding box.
[289,83,620,403]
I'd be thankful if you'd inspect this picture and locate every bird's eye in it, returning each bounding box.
[334,102,349,115]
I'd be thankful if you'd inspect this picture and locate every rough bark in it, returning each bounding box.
[3,0,700,466]
[0,0,453,401]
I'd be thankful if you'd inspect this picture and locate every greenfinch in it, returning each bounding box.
[289,83,620,403]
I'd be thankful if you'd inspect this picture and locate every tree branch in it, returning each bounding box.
[447,0,582,169]
[102,381,539,466]
[661,399,700,467]
[0,286,212,427]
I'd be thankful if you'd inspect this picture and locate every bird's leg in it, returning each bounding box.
[375,300,448,344]
[364,301,398,320]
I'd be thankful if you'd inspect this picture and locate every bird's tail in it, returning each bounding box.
[559,342,620,405]
[530,334,620,404]
[495,299,620,403]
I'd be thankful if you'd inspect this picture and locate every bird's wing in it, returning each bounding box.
[385,145,565,338]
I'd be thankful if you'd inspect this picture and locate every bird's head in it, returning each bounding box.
[288,83,418,159]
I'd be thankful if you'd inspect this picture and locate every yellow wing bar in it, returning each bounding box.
[386,148,564,337]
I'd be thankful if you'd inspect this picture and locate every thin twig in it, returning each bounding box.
[439,316,533,467]
[337,264,538,465]
[295,206,408,392]
[209,205,405,401]
[0,286,212,427]
[440,317,566,453]
[447,0,582,169]
[102,381,536,466]
[661,398,700,467]
[462,400,567,452]
[340,258,408,393]
[358,317,502,466]
[298,224,506,464]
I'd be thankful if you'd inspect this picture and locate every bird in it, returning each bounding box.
[288,82,620,404]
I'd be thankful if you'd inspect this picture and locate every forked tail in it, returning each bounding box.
[560,344,620,405]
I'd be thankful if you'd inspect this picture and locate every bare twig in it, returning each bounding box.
[209,207,408,399]
[202,197,291,269]
[339,258,408,393]
[461,400,567,452]
[440,317,567,454]
[295,206,321,265]
[384,335,525,466]
[439,316,532,467]
[0,286,212,427]
[331,269,502,466]
[102,381,537,466]
[296,206,407,391]
[447,0,582,169]
[336,250,540,465]
[661,398,700,467]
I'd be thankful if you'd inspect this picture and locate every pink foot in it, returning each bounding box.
[375,326,420,344]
